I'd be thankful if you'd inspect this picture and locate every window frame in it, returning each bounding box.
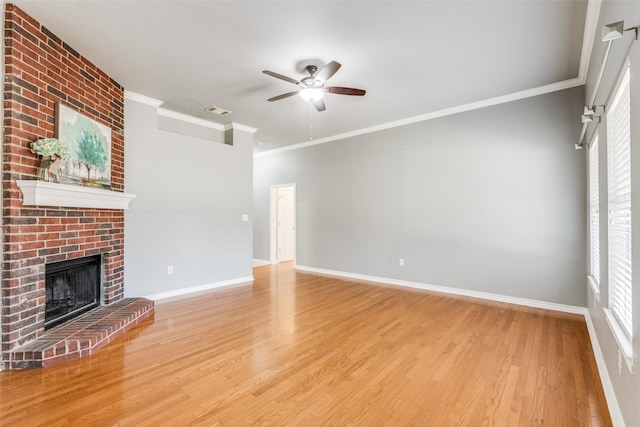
[603,58,634,374]
[588,134,600,298]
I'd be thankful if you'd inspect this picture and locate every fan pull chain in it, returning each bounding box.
[309,102,314,140]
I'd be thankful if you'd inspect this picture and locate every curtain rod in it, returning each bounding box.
[578,25,638,148]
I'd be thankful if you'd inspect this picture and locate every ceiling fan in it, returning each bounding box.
[262,61,366,112]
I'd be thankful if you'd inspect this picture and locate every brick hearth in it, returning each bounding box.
[7,298,154,369]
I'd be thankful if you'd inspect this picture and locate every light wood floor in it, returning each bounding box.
[1,262,611,426]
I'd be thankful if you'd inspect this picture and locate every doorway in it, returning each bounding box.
[270,184,296,264]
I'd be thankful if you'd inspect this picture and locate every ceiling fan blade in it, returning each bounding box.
[315,61,341,82]
[326,86,366,96]
[267,91,299,102]
[314,99,326,112]
[262,70,299,85]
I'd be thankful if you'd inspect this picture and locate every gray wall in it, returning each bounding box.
[586,1,640,426]
[254,87,586,306]
[124,99,253,297]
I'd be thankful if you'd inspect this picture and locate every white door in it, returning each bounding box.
[277,187,295,262]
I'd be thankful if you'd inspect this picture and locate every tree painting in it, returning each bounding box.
[56,104,111,188]
[78,129,108,180]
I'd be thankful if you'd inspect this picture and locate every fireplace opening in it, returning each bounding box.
[45,255,101,330]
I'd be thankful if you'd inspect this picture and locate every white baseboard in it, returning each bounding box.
[294,264,585,314]
[583,311,626,427]
[146,276,254,301]
[252,258,271,267]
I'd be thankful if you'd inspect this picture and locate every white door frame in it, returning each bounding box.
[270,183,296,264]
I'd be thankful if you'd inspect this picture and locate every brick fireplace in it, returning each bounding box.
[1,4,152,369]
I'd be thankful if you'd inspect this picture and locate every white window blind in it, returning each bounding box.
[589,136,600,287]
[607,63,632,338]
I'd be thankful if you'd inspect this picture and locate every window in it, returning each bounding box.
[589,136,600,293]
[607,61,632,342]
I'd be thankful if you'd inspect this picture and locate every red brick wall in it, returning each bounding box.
[2,4,126,366]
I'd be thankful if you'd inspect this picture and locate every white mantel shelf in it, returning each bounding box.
[16,180,136,210]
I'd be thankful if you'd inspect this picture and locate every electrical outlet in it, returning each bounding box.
[168,266,174,275]
[399,258,405,267]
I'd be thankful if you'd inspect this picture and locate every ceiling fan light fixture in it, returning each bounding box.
[264,60,364,110]
[299,88,324,102]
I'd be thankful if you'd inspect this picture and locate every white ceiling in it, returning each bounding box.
[12,0,591,152]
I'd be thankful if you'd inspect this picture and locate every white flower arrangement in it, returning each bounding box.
[30,138,70,159]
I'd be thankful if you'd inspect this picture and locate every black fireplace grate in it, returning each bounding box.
[45,255,101,330]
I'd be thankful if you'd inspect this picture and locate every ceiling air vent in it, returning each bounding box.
[205,105,231,116]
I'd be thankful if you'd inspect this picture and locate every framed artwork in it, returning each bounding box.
[56,103,112,189]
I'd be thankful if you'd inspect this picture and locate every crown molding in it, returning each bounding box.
[126,91,257,134]
[578,0,602,83]
[157,107,225,130]
[124,91,163,107]
[225,122,258,134]
[255,77,585,158]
